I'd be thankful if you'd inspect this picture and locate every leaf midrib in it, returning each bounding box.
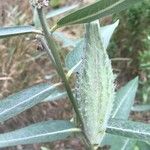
[0,128,81,144]
[59,0,125,26]
[112,79,137,118]
[0,83,60,116]
[107,125,150,137]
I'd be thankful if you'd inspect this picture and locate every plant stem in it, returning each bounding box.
[79,132,94,150]
[37,8,83,126]
[37,36,57,69]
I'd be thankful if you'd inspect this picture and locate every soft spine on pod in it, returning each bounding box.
[76,20,115,145]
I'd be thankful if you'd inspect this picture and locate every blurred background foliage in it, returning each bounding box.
[109,0,150,104]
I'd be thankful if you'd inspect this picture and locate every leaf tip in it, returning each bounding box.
[50,24,59,32]
[134,76,139,82]
[115,19,119,27]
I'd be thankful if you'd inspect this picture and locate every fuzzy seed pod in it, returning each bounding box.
[76,20,115,145]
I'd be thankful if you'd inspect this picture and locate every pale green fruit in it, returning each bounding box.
[76,20,115,145]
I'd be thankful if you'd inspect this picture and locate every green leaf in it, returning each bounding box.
[111,77,139,119]
[136,141,150,150]
[65,40,84,70]
[33,8,41,29]
[0,26,42,38]
[102,77,139,149]
[46,5,78,19]
[0,83,61,122]
[53,32,81,48]
[102,135,136,150]
[140,63,150,69]
[100,20,119,49]
[65,21,119,71]
[132,104,150,112]
[106,119,150,143]
[44,89,67,102]
[54,0,141,29]
[0,120,80,148]
[122,140,136,150]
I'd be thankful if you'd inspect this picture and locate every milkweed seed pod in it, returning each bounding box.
[76,20,115,145]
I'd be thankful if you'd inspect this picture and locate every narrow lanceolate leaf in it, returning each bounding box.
[106,119,150,143]
[0,83,61,122]
[0,26,42,38]
[54,0,141,29]
[53,32,81,48]
[46,5,78,19]
[76,21,115,145]
[101,77,139,149]
[44,90,67,102]
[0,120,80,148]
[65,40,84,70]
[112,77,139,119]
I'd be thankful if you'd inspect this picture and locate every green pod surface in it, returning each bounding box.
[76,20,115,145]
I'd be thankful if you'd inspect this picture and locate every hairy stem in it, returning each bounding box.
[37,8,83,126]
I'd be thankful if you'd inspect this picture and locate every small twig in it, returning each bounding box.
[0,77,13,81]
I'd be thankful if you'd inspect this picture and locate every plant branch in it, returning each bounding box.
[36,36,57,69]
[37,8,83,126]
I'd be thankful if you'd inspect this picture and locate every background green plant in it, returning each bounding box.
[108,0,150,104]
